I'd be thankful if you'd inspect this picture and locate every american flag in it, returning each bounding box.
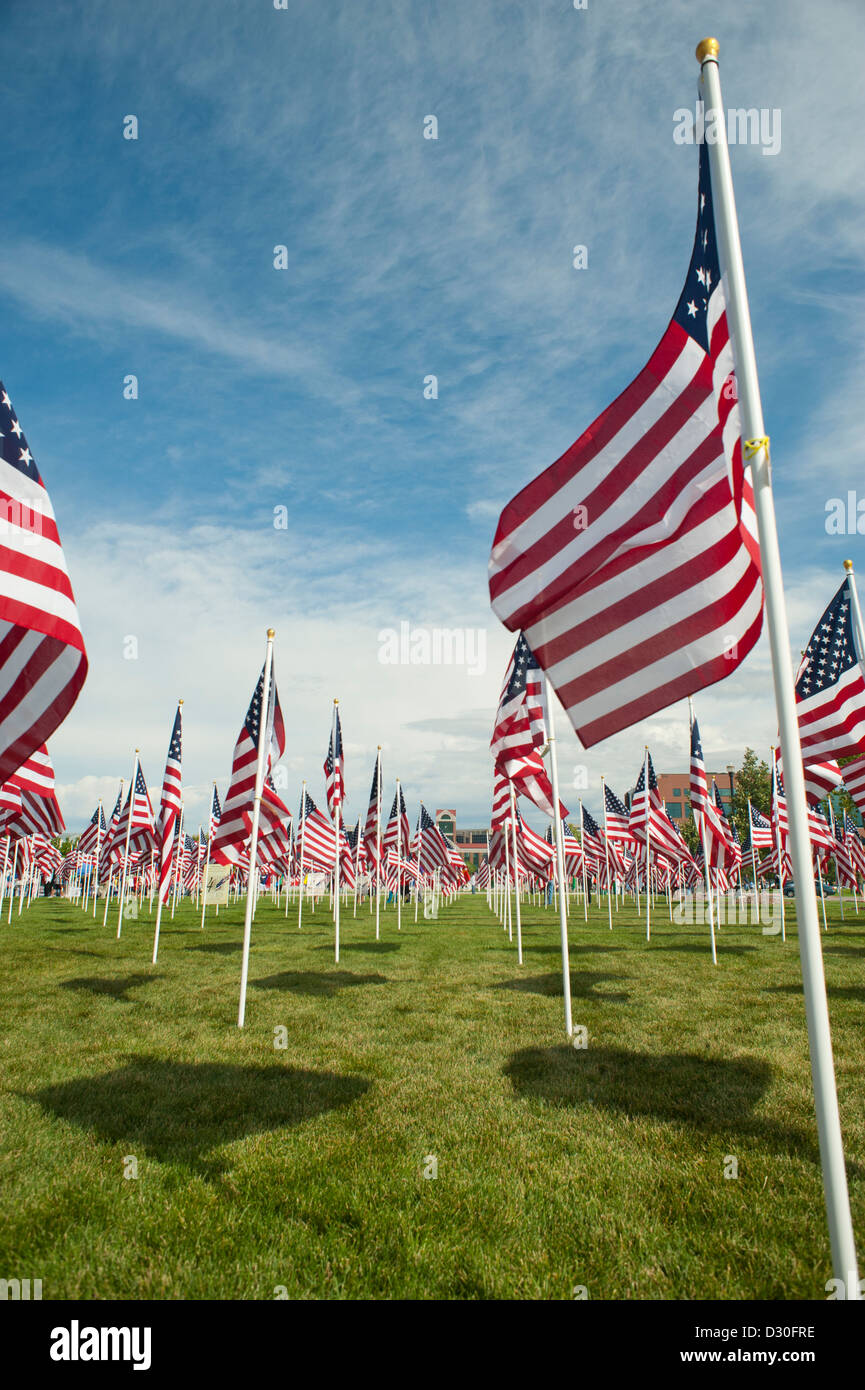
[2,743,64,837]
[323,705,344,819]
[747,801,774,850]
[0,383,88,784]
[208,784,222,839]
[841,753,865,821]
[629,752,690,862]
[32,835,61,878]
[603,783,633,844]
[560,820,583,877]
[0,779,22,827]
[709,780,740,870]
[801,758,845,806]
[771,763,789,844]
[77,802,106,855]
[362,752,382,870]
[100,784,123,867]
[297,789,349,873]
[515,809,555,877]
[383,783,410,856]
[689,719,737,868]
[828,813,857,886]
[156,703,182,906]
[795,577,865,762]
[416,804,453,877]
[843,813,865,879]
[689,716,711,817]
[580,805,606,863]
[490,632,566,819]
[490,768,512,831]
[113,762,156,857]
[488,144,762,748]
[806,806,835,855]
[210,661,285,864]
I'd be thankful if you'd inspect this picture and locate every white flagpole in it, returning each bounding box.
[544,677,573,1038]
[508,783,523,964]
[91,802,103,918]
[414,811,421,923]
[116,752,139,939]
[699,36,858,1291]
[748,801,760,918]
[298,781,307,930]
[844,558,865,659]
[353,816,361,917]
[331,699,341,964]
[375,747,382,942]
[770,747,787,943]
[502,808,513,941]
[6,841,18,923]
[170,803,184,921]
[825,797,845,923]
[396,778,402,933]
[600,778,613,930]
[200,785,215,929]
[578,802,588,923]
[688,700,717,964]
[644,747,651,942]
[238,629,276,1028]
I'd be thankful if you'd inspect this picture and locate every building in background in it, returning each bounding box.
[436,809,488,869]
[654,770,738,821]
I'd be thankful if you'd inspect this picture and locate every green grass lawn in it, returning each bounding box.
[0,888,862,1300]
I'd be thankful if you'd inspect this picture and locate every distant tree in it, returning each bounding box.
[677,815,701,858]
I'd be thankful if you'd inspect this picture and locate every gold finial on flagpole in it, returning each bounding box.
[696,37,719,63]
[178,700,183,706]
[267,628,275,638]
[844,559,854,572]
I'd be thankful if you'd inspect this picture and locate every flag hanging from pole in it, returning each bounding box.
[0,383,88,784]
[488,144,762,747]
[211,661,285,865]
[490,632,567,818]
[323,705,344,819]
[156,703,183,905]
[383,784,410,855]
[362,753,382,869]
[795,577,865,762]
[1,743,64,837]
[77,802,106,855]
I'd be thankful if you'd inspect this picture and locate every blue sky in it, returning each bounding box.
[2,0,863,833]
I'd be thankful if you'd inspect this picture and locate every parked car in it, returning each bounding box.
[783,880,836,898]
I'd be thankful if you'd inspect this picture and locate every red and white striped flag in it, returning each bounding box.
[111,762,156,858]
[841,754,865,820]
[490,769,512,831]
[383,784,410,856]
[211,661,285,865]
[362,752,383,871]
[77,803,106,856]
[630,751,693,864]
[490,632,566,819]
[0,383,88,784]
[156,703,182,906]
[795,577,865,762]
[488,145,762,747]
[323,705,344,820]
[747,801,774,850]
[2,743,64,837]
